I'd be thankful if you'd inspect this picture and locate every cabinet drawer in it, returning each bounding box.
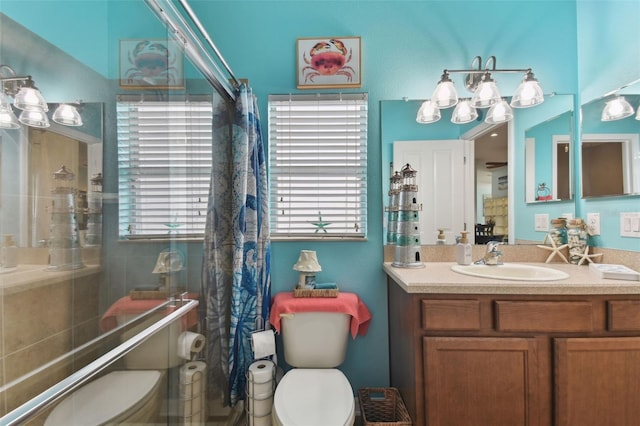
[608,301,640,331]
[422,299,481,331]
[495,301,593,332]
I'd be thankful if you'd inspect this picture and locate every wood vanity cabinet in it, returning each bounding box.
[387,280,640,426]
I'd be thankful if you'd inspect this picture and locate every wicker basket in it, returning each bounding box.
[358,387,412,426]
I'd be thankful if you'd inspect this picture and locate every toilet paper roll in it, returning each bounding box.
[177,331,205,360]
[248,394,273,417]
[180,361,207,423]
[249,413,272,426]
[251,330,276,360]
[247,360,275,398]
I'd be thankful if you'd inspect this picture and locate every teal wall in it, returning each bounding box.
[2,0,638,397]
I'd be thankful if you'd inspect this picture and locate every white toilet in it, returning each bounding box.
[272,311,356,426]
[45,314,183,425]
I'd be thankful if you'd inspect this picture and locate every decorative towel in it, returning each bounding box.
[269,292,372,339]
[101,293,199,332]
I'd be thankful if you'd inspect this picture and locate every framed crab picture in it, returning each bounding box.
[296,37,361,89]
[119,39,184,90]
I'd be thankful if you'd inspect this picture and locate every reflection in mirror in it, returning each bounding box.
[0,102,103,247]
[525,110,573,203]
[581,91,640,198]
[381,94,575,245]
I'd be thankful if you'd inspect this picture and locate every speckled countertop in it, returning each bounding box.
[383,262,640,295]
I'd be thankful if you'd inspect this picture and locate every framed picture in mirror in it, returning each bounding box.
[119,39,184,90]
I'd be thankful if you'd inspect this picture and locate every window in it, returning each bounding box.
[268,93,368,239]
[117,95,213,239]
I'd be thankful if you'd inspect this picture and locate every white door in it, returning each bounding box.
[393,139,473,245]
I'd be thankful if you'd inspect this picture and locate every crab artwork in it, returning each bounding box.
[122,40,181,87]
[301,39,356,83]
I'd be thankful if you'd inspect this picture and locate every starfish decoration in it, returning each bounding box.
[537,233,569,264]
[310,211,331,233]
[576,245,604,265]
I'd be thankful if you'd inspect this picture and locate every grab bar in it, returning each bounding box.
[0,298,199,426]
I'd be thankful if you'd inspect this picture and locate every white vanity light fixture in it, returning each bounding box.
[419,56,544,125]
[485,99,514,124]
[450,98,478,124]
[601,96,635,121]
[53,103,83,126]
[0,64,82,129]
[416,99,441,123]
[0,93,21,129]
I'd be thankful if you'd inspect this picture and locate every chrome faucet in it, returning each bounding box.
[474,240,503,265]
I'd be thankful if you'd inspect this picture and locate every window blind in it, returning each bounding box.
[268,93,368,239]
[117,97,213,238]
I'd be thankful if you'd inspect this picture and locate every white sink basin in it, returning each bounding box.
[451,263,570,281]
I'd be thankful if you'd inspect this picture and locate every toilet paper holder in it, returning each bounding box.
[245,360,276,425]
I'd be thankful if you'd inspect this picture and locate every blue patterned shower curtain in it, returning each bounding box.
[202,84,271,406]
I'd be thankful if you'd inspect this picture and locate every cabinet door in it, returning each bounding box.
[555,337,640,426]
[423,337,540,426]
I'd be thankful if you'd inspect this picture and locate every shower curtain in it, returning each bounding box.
[202,83,271,406]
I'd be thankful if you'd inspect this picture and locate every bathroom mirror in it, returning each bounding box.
[0,102,103,247]
[524,108,573,203]
[381,94,576,245]
[580,85,640,198]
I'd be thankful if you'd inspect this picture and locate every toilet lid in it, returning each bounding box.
[45,370,162,426]
[273,369,354,426]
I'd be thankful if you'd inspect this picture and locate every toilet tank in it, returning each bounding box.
[118,313,183,369]
[281,312,350,368]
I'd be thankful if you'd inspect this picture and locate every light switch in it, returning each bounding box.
[620,212,640,238]
[535,214,549,232]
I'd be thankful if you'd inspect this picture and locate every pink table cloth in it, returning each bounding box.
[269,291,372,339]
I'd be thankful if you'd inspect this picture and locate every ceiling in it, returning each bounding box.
[474,122,508,175]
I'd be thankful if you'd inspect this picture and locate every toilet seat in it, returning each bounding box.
[45,370,163,426]
[273,369,355,426]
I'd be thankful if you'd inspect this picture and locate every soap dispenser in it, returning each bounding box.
[1,234,18,268]
[456,231,472,265]
[436,229,446,245]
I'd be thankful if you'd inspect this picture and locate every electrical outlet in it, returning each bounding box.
[586,213,600,235]
[535,214,549,232]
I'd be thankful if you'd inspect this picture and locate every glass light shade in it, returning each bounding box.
[431,73,458,108]
[451,99,478,124]
[53,104,83,126]
[18,108,50,128]
[13,87,48,111]
[485,100,513,124]
[416,100,441,123]
[636,104,640,120]
[0,106,21,129]
[0,94,20,129]
[471,73,501,108]
[511,73,544,108]
[601,96,634,121]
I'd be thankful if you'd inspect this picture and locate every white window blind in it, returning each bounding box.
[268,93,368,239]
[117,96,213,239]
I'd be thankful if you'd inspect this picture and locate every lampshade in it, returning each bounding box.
[451,99,478,124]
[13,86,48,111]
[53,104,83,126]
[471,72,501,108]
[485,100,513,124]
[601,96,634,121]
[431,72,458,108]
[18,108,50,128]
[293,250,322,272]
[416,100,441,123]
[511,71,544,108]
[0,94,20,129]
